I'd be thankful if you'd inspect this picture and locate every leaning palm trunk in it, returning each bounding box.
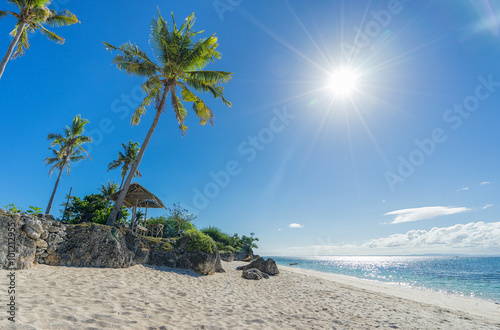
[45,165,64,215]
[106,88,168,226]
[0,23,25,80]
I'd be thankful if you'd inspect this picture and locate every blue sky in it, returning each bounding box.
[1,0,500,256]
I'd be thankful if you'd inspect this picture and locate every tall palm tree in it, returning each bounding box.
[0,0,79,79]
[104,11,233,226]
[44,115,92,215]
[107,141,142,189]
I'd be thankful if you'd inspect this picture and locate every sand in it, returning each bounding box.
[1,261,499,329]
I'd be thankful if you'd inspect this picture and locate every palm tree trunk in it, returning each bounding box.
[46,166,64,215]
[0,23,25,80]
[106,88,169,227]
[119,176,125,190]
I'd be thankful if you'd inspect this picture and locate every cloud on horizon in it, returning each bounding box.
[272,221,500,256]
[384,206,470,224]
[457,187,469,192]
[481,181,492,186]
[289,223,304,228]
[483,204,493,210]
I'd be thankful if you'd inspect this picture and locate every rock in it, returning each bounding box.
[242,268,269,280]
[240,257,280,275]
[0,209,4,216]
[236,265,246,270]
[35,240,48,249]
[40,231,49,240]
[22,225,41,240]
[1,214,227,275]
[0,215,36,269]
[219,251,234,262]
[215,250,225,273]
[25,218,44,234]
[44,224,149,268]
[47,226,60,233]
[146,236,224,275]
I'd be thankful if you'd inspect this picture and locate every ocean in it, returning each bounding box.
[268,256,500,303]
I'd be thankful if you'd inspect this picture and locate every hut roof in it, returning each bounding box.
[109,183,166,209]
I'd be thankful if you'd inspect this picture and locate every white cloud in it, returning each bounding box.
[289,223,303,228]
[277,228,282,231]
[483,204,493,210]
[275,222,500,256]
[457,187,469,192]
[481,181,492,186]
[384,206,470,224]
[363,222,500,251]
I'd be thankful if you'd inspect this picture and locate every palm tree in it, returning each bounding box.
[104,11,233,226]
[100,180,118,198]
[44,115,92,215]
[0,0,79,80]
[107,141,142,189]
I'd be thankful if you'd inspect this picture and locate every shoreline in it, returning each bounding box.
[1,261,499,329]
[278,264,500,323]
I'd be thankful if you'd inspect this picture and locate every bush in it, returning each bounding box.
[147,216,194,238]
[201,226,230,244]
[184,229,216,254]
[222,245,237,253]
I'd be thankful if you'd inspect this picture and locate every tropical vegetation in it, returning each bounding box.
[107,141,142,189]
[62,184,129,225]
[104,11,233,226]
[1,8,256,255]
[44,115,92,215]
[0,0,79,79]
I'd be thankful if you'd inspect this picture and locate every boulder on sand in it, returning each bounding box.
[242,268,269,280]
[237,257,280,275]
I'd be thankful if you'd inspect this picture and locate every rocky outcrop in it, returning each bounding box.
[43,223,149,268]
[242,268,269,280]
[0,213,64,270]
[145,236,224,275]
[0,214,223,275]
[219,251,234,262]
[237,257,280,275]
[0,214,36,269]
[219,249,255,262]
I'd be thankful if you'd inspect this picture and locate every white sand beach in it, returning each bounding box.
[2,261,500,329]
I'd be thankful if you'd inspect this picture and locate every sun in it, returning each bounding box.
[328,68,358,96]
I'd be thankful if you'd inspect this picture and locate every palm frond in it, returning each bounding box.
[39,26,64,44]
[7,0,26,10]
[45,9,79,27]
[170,85,188,132]
[184,70,232,84]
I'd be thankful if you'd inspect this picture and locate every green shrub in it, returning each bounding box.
[184,229,216,254]
[4,203,23,213]
[222,245,237,253]
[201,226,231,245]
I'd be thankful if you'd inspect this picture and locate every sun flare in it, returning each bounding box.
[328,68,358,96]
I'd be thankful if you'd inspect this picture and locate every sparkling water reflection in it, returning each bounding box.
[268,256,500,303]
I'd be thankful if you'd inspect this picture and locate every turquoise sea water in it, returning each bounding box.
[268,256,500,303]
